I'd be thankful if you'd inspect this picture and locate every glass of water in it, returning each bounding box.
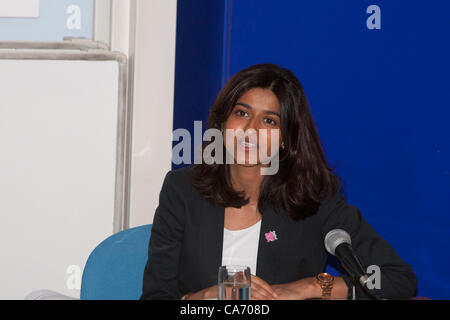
[218,265,251,300]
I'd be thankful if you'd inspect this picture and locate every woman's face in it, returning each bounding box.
[223,87,282,166]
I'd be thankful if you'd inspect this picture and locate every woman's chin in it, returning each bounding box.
[233,157,261,167]
[236,162,260,168]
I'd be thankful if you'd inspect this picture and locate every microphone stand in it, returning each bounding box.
[351,283,357,300]
[348,274,381,300]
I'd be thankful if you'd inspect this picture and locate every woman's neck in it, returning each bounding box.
[229,164,264,204]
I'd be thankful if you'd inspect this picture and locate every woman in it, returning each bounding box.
[141,63,417,300]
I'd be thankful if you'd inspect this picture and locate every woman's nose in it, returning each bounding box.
[244,116,259,132]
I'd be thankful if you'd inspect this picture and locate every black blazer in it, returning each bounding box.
[141,166,417,299]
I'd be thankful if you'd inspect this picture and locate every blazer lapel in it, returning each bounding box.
[256,204,285,284]
[198,203,224,288]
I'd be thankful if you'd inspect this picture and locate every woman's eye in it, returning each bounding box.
[264,118,277,126]
[236,110,248,117]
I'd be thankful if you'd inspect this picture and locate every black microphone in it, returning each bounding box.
[324,229,381,300]
[324,229,369,286]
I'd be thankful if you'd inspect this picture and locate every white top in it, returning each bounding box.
[221,220,261,276]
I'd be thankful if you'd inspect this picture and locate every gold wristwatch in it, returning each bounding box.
[316,273,334,300]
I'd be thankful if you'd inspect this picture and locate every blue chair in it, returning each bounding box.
[80,224,152,300]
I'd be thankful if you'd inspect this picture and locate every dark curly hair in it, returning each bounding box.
[191,63,341,220]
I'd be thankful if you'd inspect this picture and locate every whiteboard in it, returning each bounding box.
[0,49,129,299]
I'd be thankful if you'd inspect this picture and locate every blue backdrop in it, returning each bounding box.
[173,0,450,299]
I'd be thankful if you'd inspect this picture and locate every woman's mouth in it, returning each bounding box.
[239,140,257,151]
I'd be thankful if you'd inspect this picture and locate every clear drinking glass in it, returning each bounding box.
[217,265,251,300]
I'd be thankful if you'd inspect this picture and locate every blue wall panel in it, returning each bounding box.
[174,0,450,299]
[172,0,226,170]
[224,0,450,299]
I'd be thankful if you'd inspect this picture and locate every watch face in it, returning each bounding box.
[317,273,334,284]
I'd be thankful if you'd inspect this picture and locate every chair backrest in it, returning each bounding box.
[80,224,152,300]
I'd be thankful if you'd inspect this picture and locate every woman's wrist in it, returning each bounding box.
[296,276,348,300]
[296,277,322,299]
[272,277,322,300]
[279,277,328,300]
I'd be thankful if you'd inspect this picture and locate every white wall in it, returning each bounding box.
[110,0,177,227]
[130,0,177,227]
[0,58,121,299]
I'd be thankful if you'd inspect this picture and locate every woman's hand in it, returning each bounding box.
[271,277,320,300]
[186,276,278,300]
[250,275,278,300]
[186,275,278,300]
[271,276,348,300]
[184,276,344,300]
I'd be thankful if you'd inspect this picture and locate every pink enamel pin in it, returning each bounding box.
[265,231,278,242]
